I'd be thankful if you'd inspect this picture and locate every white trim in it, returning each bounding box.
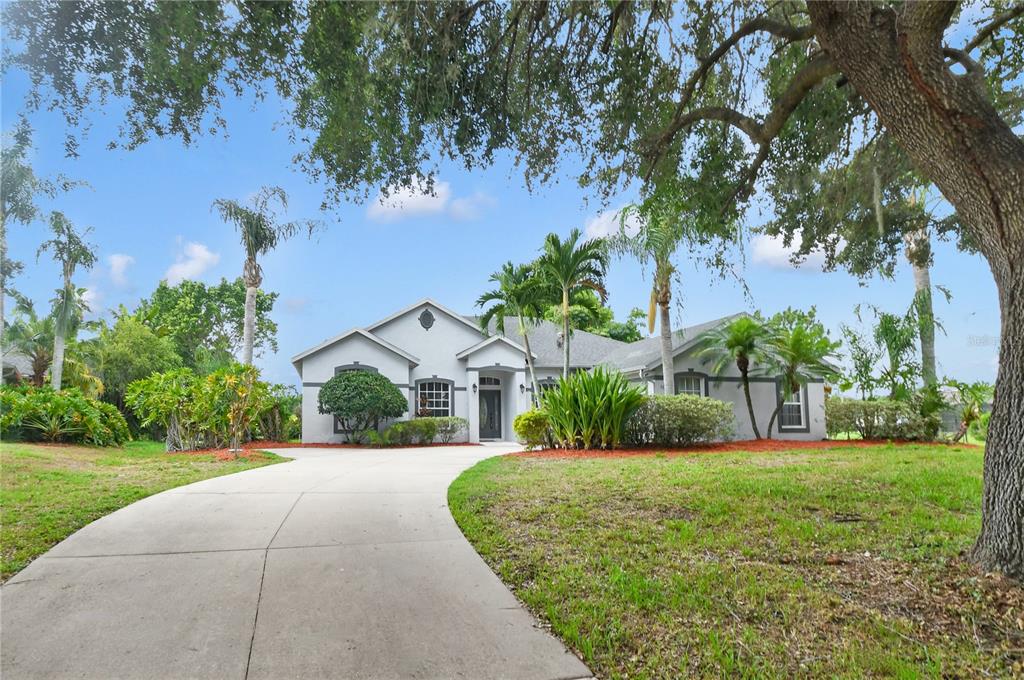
[455,334,534,360]
[366,298,484,335]
[291,328,420,370]
[779,386,805,429]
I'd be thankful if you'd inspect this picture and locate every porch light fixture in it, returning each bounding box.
[472,383,478,394]
[519,383,526,394]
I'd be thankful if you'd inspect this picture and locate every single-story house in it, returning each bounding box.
[291,298,829,443]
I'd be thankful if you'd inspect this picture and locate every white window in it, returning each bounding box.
[417,381,452,417]
[780,387,804,428]
[675,374,703,396]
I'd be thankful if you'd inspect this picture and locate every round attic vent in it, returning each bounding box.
[419,308,435,330]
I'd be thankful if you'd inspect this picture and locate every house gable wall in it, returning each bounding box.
[299,333,412,443]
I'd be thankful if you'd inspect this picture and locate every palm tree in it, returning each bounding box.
[37,212,96,391]
[476,262,546,403]
[536,228,610,377]
[5,299,54,387]
[763,311,841,439]
[608,205,691,395]
[212,186,319,365]
[694,315,771,439]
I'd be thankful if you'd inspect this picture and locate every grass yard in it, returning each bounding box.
[449,443,1023,679]
[1,440,286,581]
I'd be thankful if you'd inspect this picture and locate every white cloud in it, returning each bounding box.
[366,181,495,223]
[165,242,220,285]
[367,181,452,222]
[751,232,827,271]
[584,206,642,240]
[107,253,135,286]
[449,192,497,221]
[82,287,103,317]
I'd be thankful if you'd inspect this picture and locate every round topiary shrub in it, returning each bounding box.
[513,409,549,450]
[317,371,407,442]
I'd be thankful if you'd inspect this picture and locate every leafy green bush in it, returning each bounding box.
[406,418,439,444]
[0,385,130,446]
[625,395,734,447]
[317,371,407,442]
[431,416,467,443]
[541,367,645,449]
[513,409,549,450]
[127,365,274,451]
[825,397,941,441]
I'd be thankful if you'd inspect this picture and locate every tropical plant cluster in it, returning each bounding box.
[625,395,735,448]
[363,416,468,447]
[1,385,129,446]
[126,364,287,452]
[825,397,943,442]
[540,367,646,450]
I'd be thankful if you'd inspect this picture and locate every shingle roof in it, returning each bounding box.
[469,312,744,370]
[599,313,745,370]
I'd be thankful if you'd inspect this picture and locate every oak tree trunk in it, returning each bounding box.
[242,284,257,366]
[658,294,674,395]
[809,1,1024,578]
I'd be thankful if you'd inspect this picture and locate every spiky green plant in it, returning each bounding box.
[541,367,645,450]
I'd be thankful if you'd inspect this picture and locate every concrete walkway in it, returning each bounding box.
[1,445,591,680]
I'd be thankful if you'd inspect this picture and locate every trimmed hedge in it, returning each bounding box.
[363,417,468,446]
[1,385,131,447]
[625,394,735,447]
[513,409,549,450]
[825,397,940,441]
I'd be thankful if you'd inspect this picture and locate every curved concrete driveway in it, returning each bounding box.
[1,445,590,680]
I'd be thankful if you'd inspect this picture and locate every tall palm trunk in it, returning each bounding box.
[561,287,570,378]
[241,258,260,366]
[738,357,762,439]
[242,284,257,365]
[658,290,673,395]
[905,232,937,386]
[50,328,65,390]
[519,316,541,405]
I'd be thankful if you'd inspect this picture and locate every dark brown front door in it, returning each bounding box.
[479,390,501,439]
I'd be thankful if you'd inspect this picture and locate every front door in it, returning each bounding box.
[479,390,501,439]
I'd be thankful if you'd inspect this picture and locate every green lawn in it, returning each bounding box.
[449,444,1023,679]
[1,440,287,581]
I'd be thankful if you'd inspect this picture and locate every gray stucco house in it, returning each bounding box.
[292,298,828,443]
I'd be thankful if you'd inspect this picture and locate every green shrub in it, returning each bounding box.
[384,421,413,445]
[431,416,467,443]
[403,418,439,444]
[968,411,990,442]
[513,409,549,450]
[625,394,734,447]
[1,385,130,447]
[825,397,941,441]
[317,371,407,442]
[541,367,645,449]
[127,365,274,451]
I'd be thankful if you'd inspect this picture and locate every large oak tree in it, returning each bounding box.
[4,0,1021,577]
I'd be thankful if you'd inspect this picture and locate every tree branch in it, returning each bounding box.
[963,4,1023,53]
[643,54,837,180]
[669,17,816,131]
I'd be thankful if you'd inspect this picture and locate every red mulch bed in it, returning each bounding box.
[241,440,482,450]
[513,438,979,460]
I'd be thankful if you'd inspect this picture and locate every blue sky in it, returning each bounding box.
[2,64,1002,389]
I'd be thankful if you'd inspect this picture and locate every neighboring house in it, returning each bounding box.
[292,299,829,443]
[2,349,33,385]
